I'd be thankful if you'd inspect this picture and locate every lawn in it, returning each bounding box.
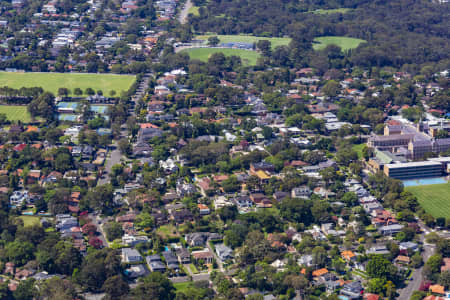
[188,263,199,274]
[174,282,192,292]
[406,183,450,218]
[352,143,366,159]
[312,8,352,14]
[181,48,260,66]
[0,72,136,96]
[156,224,179,238]
[196,34,292,49]
[0,105,32,122]
[313,36,366,51]
[188,5,199,16]
[19,215,41,227]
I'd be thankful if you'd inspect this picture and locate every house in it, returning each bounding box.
[160,158,178,173]
[191,249,214,264]
[122,234,150,247]
[399,241,418,252]
[394,255,411,265]
[116,213,136,222]
[429,284,445,295]
[197,177,213,195]
[146,255,166,272]
[176,248,191,264]
[125,264,148,279]
[176,181,196,197]
[298,254,313,267]
[198,204,210,215]
[171,209,194,224]
[341,250,357,262]
[122,248,143,263]
[367,244,390,255]
[163,251,180,270]
[312,268,328,277]
[250,162,274,174]
[341,281,363,299]
[273,191,289,202]
[215,243,233,261]
[379,224,404,235]
[291,186,311,199]
[133,142,152,157]
[10,190,29,206]
[441,258,450,272]
[185,232,222,247]
[214,196,233,209]
[363,293,380,300]
[15,269,35,281]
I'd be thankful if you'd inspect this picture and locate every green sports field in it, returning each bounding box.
[0,72,136,96]
[181,48,260,66]
[0,105,32,122]
[313,36,366,51]
[406,183,450,218]
[196,34,292,49]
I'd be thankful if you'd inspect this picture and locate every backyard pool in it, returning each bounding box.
[403,177,448,187]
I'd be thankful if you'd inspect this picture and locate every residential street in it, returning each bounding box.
[397,221,436,299]
[88,213,109,248]
[178,0,192,24]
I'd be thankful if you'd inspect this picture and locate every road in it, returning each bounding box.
[178,0,192,24]
[88,213,109,248]
[397,221,436,300]
[98,74,150,185]
[98,143,122,185]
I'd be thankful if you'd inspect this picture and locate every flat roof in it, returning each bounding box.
[385,161,442,168]
[428,157,450,162]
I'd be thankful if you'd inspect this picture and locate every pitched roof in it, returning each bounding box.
[312,268,328,277]
[429,284,445,295]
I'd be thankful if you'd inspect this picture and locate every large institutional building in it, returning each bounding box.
[367,120,450,179]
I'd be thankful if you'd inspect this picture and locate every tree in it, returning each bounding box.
[256,40,271,56]
[411,252,423,268]
[104,222,123,241]
[74,87,83,96]
[312,246,328,268]
[118,138,132,156]
[439,270,450,289]
[57,88,70,97]
[13,278,36,300]
[132,272,175,300]
[86,184,114,212]
[423,254,443,281]
[5,240,34,265]
[85,87,95,95]
[279,197,313,226]
[102,275,129,299]
[366,255,396,280]
[76,249,120,292]
[208,36,220,46]
[367,277,386,295]
[322,80,340,97]
[28,92,55,120]
[38,277,77,300]
[134,212,154,231]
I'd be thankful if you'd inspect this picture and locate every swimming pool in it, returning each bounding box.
[403,177,448,187]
